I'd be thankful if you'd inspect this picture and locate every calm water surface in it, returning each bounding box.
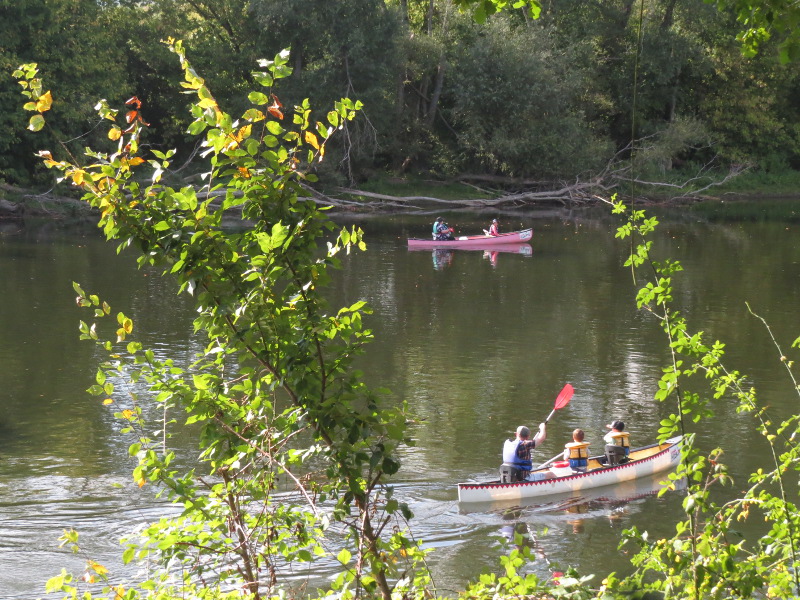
[0,209,798,596]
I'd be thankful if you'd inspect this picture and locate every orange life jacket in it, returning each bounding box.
[565,441,590,459]
[608,431,630,448]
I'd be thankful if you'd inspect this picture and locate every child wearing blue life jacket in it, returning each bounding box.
[563,428,590,472]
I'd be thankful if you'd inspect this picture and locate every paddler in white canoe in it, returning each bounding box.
[457,385,683,504]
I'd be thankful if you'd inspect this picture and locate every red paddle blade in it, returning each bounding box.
[554,384,574,410]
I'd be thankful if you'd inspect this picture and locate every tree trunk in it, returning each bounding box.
[426,0,434,35]
[661,0,678,29]
[426,59,446,128]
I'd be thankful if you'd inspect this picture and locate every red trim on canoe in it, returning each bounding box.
[459,444,672,491]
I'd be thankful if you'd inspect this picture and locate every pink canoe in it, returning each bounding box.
[408,228,533,248]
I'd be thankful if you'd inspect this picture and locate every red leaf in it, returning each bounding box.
[125,96,141,108]
[268,94,284,119]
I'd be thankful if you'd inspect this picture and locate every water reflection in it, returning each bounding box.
[499,521,561,582]
[459,470,685,517]
[2,213,798,596]
[432,249,454,270]
[410,244,533,270]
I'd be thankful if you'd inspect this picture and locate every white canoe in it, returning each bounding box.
[457,435,683,504]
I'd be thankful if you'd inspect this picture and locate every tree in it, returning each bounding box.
[442,16,612,179]
[16,29,800,600]
[0,0,129,183]
[713,0,800,62]
[251,0,405,182]
[16,43,424,599]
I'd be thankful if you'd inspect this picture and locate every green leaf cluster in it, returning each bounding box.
[24,43,423,600]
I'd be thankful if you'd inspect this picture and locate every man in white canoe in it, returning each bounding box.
[500,424,555,482]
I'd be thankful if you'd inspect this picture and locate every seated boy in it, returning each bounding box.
[563,428,590,472]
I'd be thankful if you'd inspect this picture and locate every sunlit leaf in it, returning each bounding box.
[268,93,284,119]
[305,131,320,150]
[248,91,269,105]
[89,560,109,575]
[35,90,53,112]
[28,114,45,131]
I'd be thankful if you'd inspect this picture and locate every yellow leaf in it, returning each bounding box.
[36,91,53,112]
[235,124,252,142]
[108,126,122,141]
[136,477,146,488]
[72,170,85,185]
[122,409,134,420]
[305,131,320,150]
[103,399,114,405]
[127,157,145,167]
[89,560,109,575]
[197,97,217,109]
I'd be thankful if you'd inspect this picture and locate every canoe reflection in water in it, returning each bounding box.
[492,473,687,571]
[412,244,533,270]
[462,468,687,517]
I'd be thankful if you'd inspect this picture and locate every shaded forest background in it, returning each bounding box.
[2,0,800,197]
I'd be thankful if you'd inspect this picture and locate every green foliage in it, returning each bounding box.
[5,0,800,184]
[598,194,800,599]
[250,0,406,181]
[15,2,800,598]
[444,17,613,178]
[713,0,800,62]
[19,43,431,600]
[0,0,129,183]
[451,0,542,24]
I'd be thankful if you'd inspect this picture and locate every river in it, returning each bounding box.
[0,205,797,596]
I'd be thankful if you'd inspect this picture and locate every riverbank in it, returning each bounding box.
[0,183,93,220]
[3,167,800,221]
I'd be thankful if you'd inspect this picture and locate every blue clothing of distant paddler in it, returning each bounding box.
[432,216,454,241]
